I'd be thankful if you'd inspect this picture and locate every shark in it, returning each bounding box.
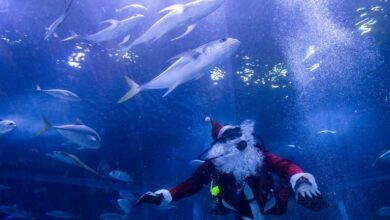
[117,38,240,103]
[123,0,224,52]
[62,14,145,45]
[44,0,74,40]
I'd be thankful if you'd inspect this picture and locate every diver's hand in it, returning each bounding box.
[136,192,164,206]
[295,177,321,200]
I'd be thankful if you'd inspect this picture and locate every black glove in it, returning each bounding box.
[295,177,328,211]
[136,192,164,206]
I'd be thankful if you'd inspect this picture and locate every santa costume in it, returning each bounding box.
[137,117,326,219]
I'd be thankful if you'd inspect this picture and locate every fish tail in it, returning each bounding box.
[36,85,42,91]
[117,76,141,103]
[36,116,52,136]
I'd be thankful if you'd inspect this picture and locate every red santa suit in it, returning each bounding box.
[154,118,318,219]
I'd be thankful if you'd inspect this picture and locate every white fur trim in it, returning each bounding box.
[290,173,318,191]
[155,189,172,206]
[217,125,235,139]
[205,116,211,122]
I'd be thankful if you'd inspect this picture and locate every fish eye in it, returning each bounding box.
[8,122,14,126]
[220,38,228,42]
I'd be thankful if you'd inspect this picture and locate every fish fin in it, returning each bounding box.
[159,4,185,14]
[119,35,131,46]
[162,83,179,97]
[171,23,197,41]
[74,118,84,125]
[53,32,59,38]
[87,135,97,141]
[36,85,42,91]
[167,51,197,63]
[36,116,52,136]
[61,31,79,41]
[117,77,141,103]
[100,19,120,28]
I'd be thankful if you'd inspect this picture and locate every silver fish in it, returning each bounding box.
[115,4,148,13]
[117,199,132,215]
[47,151,98,175]
[317,130,337,134]
[109,170,133,183]
[0,119,16,135]
[119,191,136,201]
[37,117,101,150]
[125,0,224,50]
[45,210,79,219]
[100,213,127,220]
[36,85,81,102]
[44,0,74,40]
[118,38,240,103]
[63,14,144,44]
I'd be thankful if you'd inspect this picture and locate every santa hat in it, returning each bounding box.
[205,116,235,140]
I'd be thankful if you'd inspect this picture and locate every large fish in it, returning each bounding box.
[37,117,101,150]
[0,119,16,135]
[47,151,99,175]
[44,0,74,40]
[36,85,81,102]
[124,0,224,51]
[118,38,240,103]
[63,14,145,45]
[117,199,132,215]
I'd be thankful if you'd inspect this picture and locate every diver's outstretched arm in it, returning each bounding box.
[137,160,214,206]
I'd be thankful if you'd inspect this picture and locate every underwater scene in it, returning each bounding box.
[0,0,390,219]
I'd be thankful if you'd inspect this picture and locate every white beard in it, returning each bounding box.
[205,120,264,182]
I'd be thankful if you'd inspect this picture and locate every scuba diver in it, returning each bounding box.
[136,117,327,219]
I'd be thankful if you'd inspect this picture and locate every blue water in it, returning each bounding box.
[0,0,389,219]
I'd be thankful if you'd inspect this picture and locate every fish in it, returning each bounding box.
[115,4,148,13]
[100,213,127,220]
[124,0,224,51]
[317,130,337,134]
[44,0,74,40]
[47,151,99,175]
[119,191,136,201]
[377,207,390,216]
[37,116,101,150]
[0,205,34,219]
[117,199,132,215]
[109,170,133,183]
[118,37,240,103]
[0,119,16,135]
[189,160,205,166]
[62,14,144,44]
[45,210,79,219]
[372,150,390,167]
[36,85,81,101]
